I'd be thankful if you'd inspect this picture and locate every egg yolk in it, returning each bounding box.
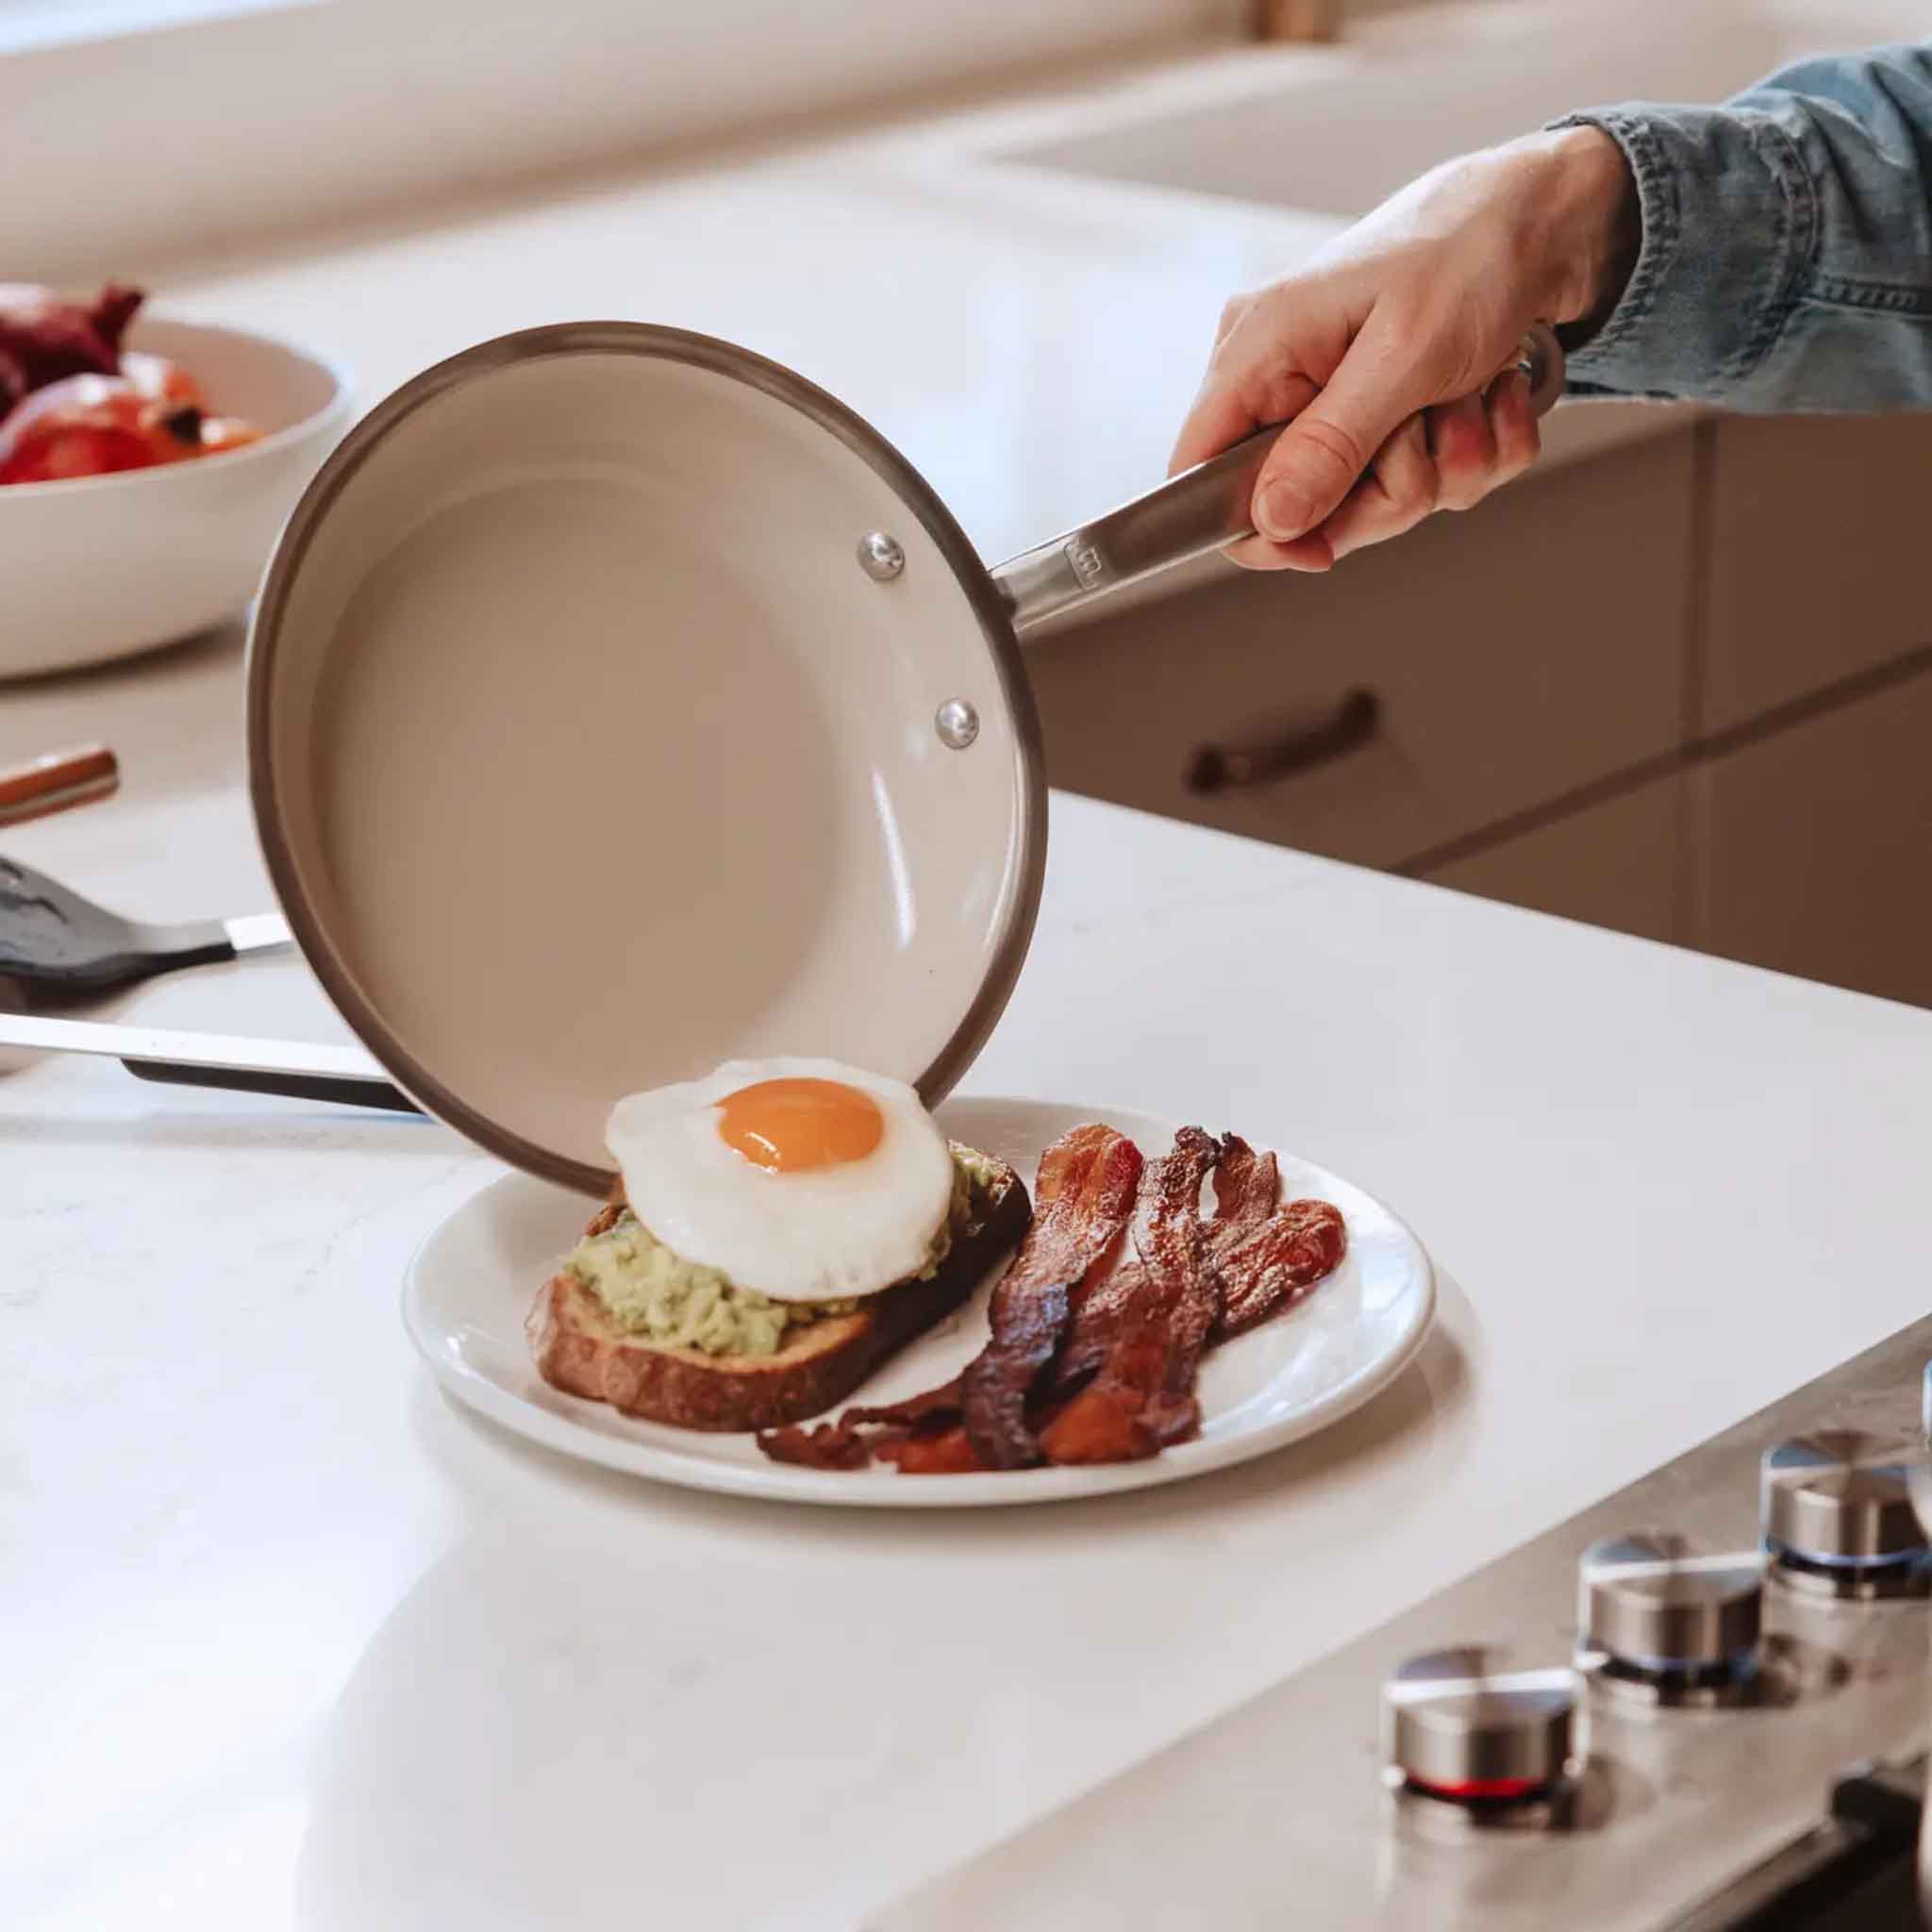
[717,1077,885,1173]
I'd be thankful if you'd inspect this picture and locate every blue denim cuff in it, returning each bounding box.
[1545,106,1816,402]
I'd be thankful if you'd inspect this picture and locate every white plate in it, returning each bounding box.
[403,1096,1436,1507]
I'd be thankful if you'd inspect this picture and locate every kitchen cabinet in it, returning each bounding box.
[1704,413,1932,732]
[1028,431,1694,872]
[1038,409,1932,1010]
[1417,775,1685,947]
[1690,661,1932,1008]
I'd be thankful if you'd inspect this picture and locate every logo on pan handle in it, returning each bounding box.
[1063,536,1106,589]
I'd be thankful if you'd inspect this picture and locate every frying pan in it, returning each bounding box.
[247,319,1563,1193]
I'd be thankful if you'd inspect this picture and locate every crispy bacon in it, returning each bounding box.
[757,1415,878,1470]
[1139,1127,1225,1411]
[756,1127,1141,1474]
[1040,1127,1223,1464]
[757,1124,1348,1477]
[1048,1128,1273,1400]
[758,1377,972,1469]
[1214,1198,1347,1339]
[1044,1262,1141,1398]
[878,1423,991,1474]
[1210,1133,1280,1232]
[845,1379,962,1428]
[958,1124,1142,1469]
[1032,1368,1154,1462]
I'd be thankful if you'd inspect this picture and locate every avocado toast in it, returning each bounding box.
[528,1143,1031,1432]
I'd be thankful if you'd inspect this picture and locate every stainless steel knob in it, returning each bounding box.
[1763,1433,1931,1598]
[1383,1646,1580,1802]
[1578,1533,1764,1697]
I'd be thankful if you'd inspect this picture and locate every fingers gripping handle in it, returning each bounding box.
[991,321,1565,634]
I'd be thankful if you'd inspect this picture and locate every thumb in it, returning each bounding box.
[1250,318,1440,542]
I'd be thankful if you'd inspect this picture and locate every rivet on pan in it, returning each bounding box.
[858,531,906,581]
[935,698,979,750]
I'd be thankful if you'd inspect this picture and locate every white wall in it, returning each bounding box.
[4,0,1248,279]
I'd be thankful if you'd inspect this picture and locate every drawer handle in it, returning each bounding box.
[1186,688,1381,794]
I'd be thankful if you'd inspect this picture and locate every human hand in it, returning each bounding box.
[1172,125,1639,570]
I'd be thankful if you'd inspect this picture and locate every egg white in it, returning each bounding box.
[604,1058,957,1303]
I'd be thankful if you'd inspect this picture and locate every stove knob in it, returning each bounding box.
[1763,1432,1931,1597]
[1578,1533,1763,1695]
[1383,1646,1580,1808]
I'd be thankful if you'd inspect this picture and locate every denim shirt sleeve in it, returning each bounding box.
[1548,42,1932,408]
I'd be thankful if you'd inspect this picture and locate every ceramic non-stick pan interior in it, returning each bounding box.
[248,325,1045,1193]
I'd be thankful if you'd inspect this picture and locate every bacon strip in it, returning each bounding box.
[1139,1128,1225,1422]
[878,1423,990,1474]
[757,1415,878,1470]
[960,1124,1142,1469]
[757,1374,971,1468]
[1039,1127,1223,1464]
[1041,1272,1136,1400]
[1210,1133,1280,1233]
[1214,1198,1347,1339]
[758,1126,1348,1477]
[1049,1129,1274,1398]
[757,1127,1142,1474]
[845,1379,963,1428]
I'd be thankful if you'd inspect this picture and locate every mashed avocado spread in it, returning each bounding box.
[569,1145,1004,1358]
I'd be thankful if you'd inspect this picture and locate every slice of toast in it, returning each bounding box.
[527,1150,1031,1433]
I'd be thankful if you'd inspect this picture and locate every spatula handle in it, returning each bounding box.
[123,1057,422,1113]
[991,322,1565,633]
[0,1011,423,1112]
[0,855,227,992]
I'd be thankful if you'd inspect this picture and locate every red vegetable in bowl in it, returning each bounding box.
[0,280,261,485]
[0,282,142,399]
[121,350,208,411]
[194,413,261,457]
[0,375,215,485]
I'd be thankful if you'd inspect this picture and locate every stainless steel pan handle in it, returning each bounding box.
[990,321,1566,634]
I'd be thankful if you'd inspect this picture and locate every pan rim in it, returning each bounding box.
[245,319,1047,1195]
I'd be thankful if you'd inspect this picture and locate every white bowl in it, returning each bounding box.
[0,315,352,679]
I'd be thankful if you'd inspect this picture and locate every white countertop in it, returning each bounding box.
[143,26,1671,589]
[8,31,1931,1931]
[10,629,1932,1932]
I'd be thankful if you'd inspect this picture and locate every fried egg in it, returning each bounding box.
[605,1058,957,1303]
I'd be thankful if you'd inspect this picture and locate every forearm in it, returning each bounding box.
[1554,42,1932,408]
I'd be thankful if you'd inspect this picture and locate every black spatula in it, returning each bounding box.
[0,854,291,994]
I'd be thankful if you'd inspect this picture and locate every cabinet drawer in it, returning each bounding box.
[1690,661,1932,1008]
[1417,775,1684,945]
[1706,413,1932,733]
[1026,430,1694,871]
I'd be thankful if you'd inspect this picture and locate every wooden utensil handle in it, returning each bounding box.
[1255,0,1340,43]
[0,744,119,827]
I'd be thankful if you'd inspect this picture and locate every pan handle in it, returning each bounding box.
[989,322,1565,635]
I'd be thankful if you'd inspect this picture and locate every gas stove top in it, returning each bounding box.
[876,1318,1932,1931]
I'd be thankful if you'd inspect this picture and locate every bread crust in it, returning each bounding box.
[527,1156,1031,1432]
